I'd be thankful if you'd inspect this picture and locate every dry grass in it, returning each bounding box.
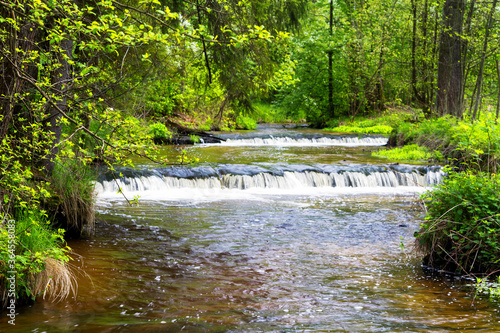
[59,190,95,236]
[34,258,78,302]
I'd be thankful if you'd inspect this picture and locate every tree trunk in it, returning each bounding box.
[471,0,498,122]
[411,0,421,104]
[496,60,500,122]
[328,0,334,118]
[436,0,465,118]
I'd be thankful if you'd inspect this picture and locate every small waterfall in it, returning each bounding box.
[95,164,443,197]
[206,136,388,147]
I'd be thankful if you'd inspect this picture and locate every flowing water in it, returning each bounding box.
[2,125,500,332]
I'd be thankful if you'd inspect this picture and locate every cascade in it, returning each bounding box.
[95,164,443,195]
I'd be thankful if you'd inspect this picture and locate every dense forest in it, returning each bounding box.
[1,0,500,309]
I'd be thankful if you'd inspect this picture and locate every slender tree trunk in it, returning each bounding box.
[328,0,334,118]
[410,0,425,106]
[495,60,500,122]
[428,3,440,116]
[471,0,498,122]
[463,0,476,114]
[436,0,465,118]
[411,0,418,101]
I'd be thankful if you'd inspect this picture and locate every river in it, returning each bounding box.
[2,125,499,332]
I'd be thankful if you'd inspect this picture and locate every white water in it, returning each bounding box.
[203,136,388,147]
[95,168,443,201]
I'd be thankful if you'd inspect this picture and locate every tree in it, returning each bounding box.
[436,0,465,118]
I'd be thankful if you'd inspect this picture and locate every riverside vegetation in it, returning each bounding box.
[2,0,500,310]
[326,108,500,298]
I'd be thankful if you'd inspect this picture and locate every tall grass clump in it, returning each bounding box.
[416,170,500,276]
[1,209,76,307]
[50,159,95,237]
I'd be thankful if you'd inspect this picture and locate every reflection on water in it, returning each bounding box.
[3,196,499,332]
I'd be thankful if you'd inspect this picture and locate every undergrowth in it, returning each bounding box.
[323,109,419,134]
[391,112,500,171]
[0,209,75,307]
[373,144,441,161]
[416,170,500,276]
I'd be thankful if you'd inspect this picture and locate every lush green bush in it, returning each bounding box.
[373,144,439,161]
[235,115,257,130]
[0,209,73,305]
[149,122,172,141]
[416,170,500,275]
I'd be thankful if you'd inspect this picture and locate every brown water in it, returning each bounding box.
[1,125,499,332]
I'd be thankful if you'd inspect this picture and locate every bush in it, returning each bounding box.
[235,115,257,130]
[416,170,500,275]
[0,209,75,307]
[149,122,172,141]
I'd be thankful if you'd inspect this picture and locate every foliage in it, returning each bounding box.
[325,124,393,134]
[374,144,438,161]
[271,0,500,125]
[476,276,500,300]
[0,209,72,305]
[252,102,293,123]
[391,111,500,170]
[149,122,172,141]
[235,115,258,130]
[189,134,201,144]
[323,108,419,134]
[416,170,500,275]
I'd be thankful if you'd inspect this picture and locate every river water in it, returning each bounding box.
[2,125,500,332]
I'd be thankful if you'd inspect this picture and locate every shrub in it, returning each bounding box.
[235,115,257,130]
[0,209,75,307]
[476,276,500,300]
[149,122,172,141]
[416,170,500,275]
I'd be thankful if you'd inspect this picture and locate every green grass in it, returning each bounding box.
[0,209,72,303]
[325,124,393,134]
[373,144,439,161]
[323,109,420,134]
